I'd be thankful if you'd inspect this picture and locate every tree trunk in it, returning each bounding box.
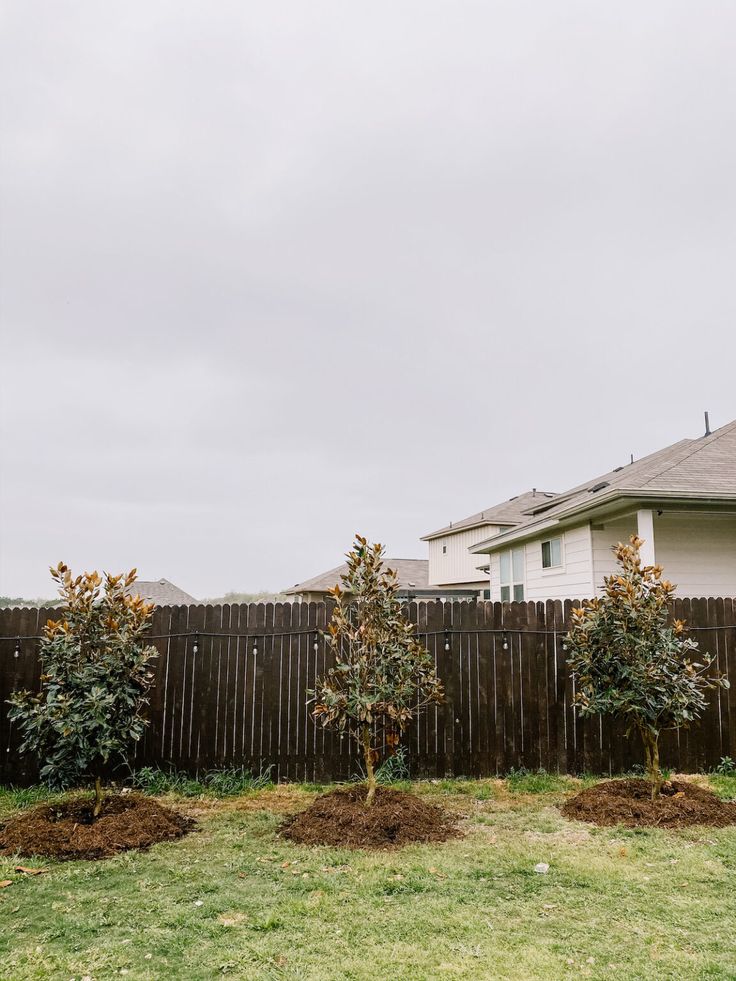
[640,728,663,801]
[93,775,104,820]
[362,724,376,806]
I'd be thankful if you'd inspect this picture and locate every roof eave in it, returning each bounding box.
[470,489,736,553]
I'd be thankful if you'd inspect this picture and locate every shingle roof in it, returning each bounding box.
[285,559,430,596]
[472,419,736,551]
[127,579,198,606]
[421,489,558,540]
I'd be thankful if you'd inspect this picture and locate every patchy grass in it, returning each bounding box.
[710,773,736,801]
[0,776,735,980]
[0,784,63,812]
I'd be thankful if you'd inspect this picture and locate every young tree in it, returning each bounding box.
[8,563,157,817]
[311,536,444,805]
[565,536,729,799]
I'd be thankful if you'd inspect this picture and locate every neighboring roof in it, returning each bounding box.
[128,579,198,606]
[421,489,558,540]
[471,419,736,554]
[285,559,430,596]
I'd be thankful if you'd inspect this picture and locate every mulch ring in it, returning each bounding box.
[0,793,195,860]
[280,784,460,849]
[562,778,736,829]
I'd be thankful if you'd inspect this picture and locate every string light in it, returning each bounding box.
[252,637,258,657]
[313,632,319,654]
[13,637,21,659]
[444,629,451,652]
[502,632,509,651]
[192,634,199,656]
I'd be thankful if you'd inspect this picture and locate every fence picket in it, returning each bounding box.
[1,598,735,783]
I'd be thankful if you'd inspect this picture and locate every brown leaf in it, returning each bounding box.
[0,881,12,889]
[15,866,49,876]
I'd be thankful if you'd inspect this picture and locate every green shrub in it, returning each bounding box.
[713,756,736,776]
[311,536,443,805]
[8,564,157,818]
[565,536,728,800]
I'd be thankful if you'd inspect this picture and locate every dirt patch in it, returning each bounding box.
[562,779,736,829]
[280,784,459,849]
[0,794,195,860]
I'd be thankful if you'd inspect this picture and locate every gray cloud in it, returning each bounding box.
[2,1,736,596]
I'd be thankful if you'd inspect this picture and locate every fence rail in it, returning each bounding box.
[1,598,735,784]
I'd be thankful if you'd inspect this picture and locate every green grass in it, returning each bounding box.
[505,767,598,795]
[709,773,736,801]
[130,765,274,798]
[1,776,735,980]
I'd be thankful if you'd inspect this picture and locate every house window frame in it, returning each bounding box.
[541,535,564,573]
[499,546,525,602]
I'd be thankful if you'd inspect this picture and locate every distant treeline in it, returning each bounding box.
[0,597,56,609]
[1,591,289,609]
[201,590,288,605]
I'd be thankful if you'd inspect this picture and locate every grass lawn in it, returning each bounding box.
[1,773,735,980]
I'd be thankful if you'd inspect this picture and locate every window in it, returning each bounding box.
[442,544,447,554]
[541,537,562,569]
[500,546,524,601]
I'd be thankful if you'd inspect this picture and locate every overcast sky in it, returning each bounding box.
[1,1,735,598]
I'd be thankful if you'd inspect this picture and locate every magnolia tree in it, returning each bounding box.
[8,563,157,817]
[565,536,729,799]
[311,536,444,805]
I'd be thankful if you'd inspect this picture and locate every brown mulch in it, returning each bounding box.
[562,778,736,829]
[280,784,460,849]
[0,794,195,860]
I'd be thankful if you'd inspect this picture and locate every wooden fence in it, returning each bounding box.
[1,599,735,784]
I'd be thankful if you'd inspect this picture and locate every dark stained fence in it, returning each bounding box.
[1,599,735,784]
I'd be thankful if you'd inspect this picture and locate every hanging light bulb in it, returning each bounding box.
[13,637,21,659]
[252,637,258,657]
[502,632,509,651]
[444,629,451,652]
[192,634,200,656]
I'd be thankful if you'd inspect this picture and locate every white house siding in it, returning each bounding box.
[591,512,736,597]
[489,524,595,602]
[525,524,595,601]
[591,515,638,587]
[653,514,736,597]
[428,525,499,586]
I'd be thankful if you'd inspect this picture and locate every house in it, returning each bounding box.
[285,558,479,603]
[421,490,557,593]
[466,419,736,602]
[128,579,198,606]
